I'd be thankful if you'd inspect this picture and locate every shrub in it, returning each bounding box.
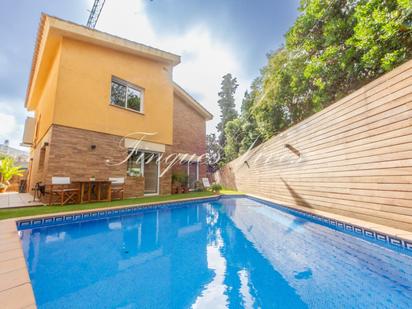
[171,171,188,186]
[0,156,23,189]
[210,183,223,193]
[194,180,205,192]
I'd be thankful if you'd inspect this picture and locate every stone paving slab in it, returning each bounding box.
[0,219,36,308]
[0,192,43,209]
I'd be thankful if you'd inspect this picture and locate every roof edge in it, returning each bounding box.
[173,83,213,121]
[25,13,47,108]
[47,14,181,65]
[25,13,182,108]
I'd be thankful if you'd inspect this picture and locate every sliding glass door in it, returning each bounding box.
[143,152,159,195]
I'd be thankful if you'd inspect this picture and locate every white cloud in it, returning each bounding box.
[0,98,29,150]
[0,112,16,135]
[0,112,23,150]
[96,0,250,133]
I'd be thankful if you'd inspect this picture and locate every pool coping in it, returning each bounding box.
[1,192,412,308]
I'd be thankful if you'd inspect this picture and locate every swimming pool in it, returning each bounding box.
[19,196,412,308]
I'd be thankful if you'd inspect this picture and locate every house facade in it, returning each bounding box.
[22,14,212,197]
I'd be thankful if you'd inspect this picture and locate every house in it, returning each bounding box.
[22,14,212,198]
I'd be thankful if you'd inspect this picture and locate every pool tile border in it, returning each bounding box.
[15,196,220,230]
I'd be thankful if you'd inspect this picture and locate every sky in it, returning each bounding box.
[0,0,300,150]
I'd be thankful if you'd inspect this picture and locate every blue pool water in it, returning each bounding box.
[20,196,412,308]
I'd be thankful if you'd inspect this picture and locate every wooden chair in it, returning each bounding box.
[109,177,125,200]
[49,177,80,206]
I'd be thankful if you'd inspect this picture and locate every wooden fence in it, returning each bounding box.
[215,59,412,231]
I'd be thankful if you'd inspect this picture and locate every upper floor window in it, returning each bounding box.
[110,77,143,113]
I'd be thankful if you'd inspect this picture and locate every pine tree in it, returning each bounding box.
[206,133,221,172]
[216,73,238,150]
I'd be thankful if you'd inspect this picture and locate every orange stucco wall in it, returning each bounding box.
[32,40,61,146]
[32,36,175,146]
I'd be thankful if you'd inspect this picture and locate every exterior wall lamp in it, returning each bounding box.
[284,144,300,157]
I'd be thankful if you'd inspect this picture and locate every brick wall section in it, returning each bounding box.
[172,95,207,179]
[215,60,412,232]
[27,127,53,190]
[28,94,209,197]
[124,176,144,198]
[46,125,127,181]
[29,125,177,197]
[28,125,135,195]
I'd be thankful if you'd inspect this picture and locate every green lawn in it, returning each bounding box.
[0,191,216,220]
[220,189,242,195]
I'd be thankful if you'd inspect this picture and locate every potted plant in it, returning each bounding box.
[171,172,180,194]
[0,156,23,193]
[210,183,223,194]
[194,180,205,192]
[172,171,188,194]
[180,174,189,193]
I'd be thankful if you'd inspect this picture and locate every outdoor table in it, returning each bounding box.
[73,180,112,204]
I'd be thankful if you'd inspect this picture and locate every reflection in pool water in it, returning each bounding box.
[20,197,412,308]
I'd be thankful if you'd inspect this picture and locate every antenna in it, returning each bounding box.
[86,0,106,28]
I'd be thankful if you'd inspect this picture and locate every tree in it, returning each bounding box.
[0,156,23,189]
[284,0,411,116]
[252,49,293,139]
[248,0,411,143]
[216,73,239,150]
[224,118,243,162]
[224,86,263,160]
[219,0,411,164]
[238,89,261,153]
[206,133,222,172]
[348,0,412,73]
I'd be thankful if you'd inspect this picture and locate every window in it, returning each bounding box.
[111,81,126,108]
[127,151,143,176]
[110,78,143,112]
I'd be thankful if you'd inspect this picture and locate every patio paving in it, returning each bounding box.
[0,192,43,209]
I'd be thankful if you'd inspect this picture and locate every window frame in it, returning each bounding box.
[110,77,144,114]
[127,150,144,177]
